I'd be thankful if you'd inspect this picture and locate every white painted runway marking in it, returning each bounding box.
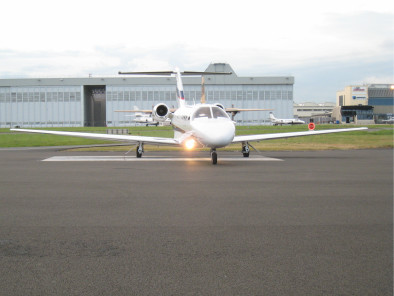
[43,155,283,162]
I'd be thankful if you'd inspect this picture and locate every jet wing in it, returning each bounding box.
[232,127,368,143]
[10,129,179,146]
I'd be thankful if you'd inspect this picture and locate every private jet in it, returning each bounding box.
[125,106,170,126]
[131,106,159,126]
[269,112,306,125]
[11,68,367,164]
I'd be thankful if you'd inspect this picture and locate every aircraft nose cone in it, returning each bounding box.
[193,121,235,148]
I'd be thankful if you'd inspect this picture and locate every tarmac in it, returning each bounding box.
[0,148,392,295]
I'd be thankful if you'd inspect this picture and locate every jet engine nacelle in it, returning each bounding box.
[152,103,170,122]
[214,103,225,110]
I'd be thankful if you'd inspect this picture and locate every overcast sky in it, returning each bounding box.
[1,0,393,102]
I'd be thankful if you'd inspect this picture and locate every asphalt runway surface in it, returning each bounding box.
[0,148,392,295]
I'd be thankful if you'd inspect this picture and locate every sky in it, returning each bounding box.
[1,0,393,103]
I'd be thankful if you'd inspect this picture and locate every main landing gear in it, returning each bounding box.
[136,143,144,158]
[210,148,217,165]
[242,142,250,157]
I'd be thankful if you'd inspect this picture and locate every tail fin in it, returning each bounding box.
[269,112,275,121]
[174,68,185,108]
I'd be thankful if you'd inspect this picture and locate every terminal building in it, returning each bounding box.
[0,63,294,128]
[294,102,336,124]
[334,84,394,124]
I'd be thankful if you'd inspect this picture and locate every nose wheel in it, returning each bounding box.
[210,149,217,165]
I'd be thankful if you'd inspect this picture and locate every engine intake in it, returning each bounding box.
[152,103,170,122]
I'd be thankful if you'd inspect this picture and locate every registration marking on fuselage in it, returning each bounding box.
[42,155,283,162]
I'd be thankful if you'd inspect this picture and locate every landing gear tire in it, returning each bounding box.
[242,142,250,158]
[211,150,217,165]
[136,144,143,158]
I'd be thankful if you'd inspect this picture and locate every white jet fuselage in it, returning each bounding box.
[171,104,235,148]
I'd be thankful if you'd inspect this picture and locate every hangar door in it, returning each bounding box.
[84,86,106,126]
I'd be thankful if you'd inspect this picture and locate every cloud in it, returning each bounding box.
[291,56,393,102]
[0,49,120,77]
[1,4,392,103]
[357,75,394,85]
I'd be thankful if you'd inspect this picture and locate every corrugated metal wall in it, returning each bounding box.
[0,86,83,128]
[0,80,293,127]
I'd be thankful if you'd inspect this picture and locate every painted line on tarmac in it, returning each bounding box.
[42,156,283,162]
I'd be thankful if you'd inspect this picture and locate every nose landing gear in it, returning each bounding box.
[210,149,217,165]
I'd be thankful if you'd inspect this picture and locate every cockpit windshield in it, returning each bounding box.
[192,106,229,121]
[211,106,228,119]
[193,106,212,119]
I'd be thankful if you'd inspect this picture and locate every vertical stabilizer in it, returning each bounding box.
[175,68,185,108]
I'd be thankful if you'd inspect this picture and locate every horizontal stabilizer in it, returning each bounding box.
[119,71,232,76]
[118,71,174,75]
[182,71,232,76]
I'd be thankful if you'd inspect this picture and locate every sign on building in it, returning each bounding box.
[352,86,367,100]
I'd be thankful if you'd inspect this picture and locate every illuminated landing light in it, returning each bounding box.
[184,138,196,150]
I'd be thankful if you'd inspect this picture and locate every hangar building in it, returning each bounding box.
[0,63,294,128]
